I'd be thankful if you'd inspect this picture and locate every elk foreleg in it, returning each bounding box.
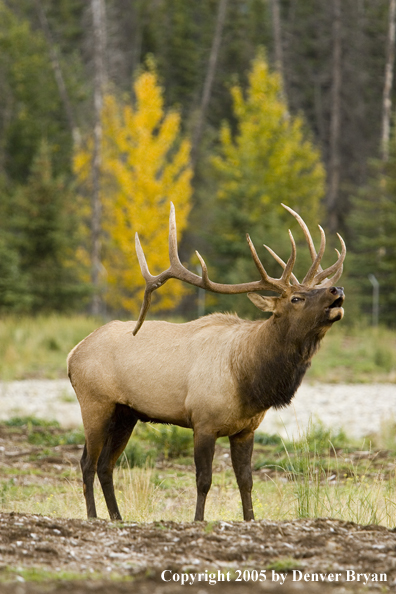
[229,431,255,521]
[193,432,216,521]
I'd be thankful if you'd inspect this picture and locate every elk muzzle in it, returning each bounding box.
[326,286,345,322]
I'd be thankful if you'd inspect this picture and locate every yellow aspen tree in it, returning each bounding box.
[74,69,192,315]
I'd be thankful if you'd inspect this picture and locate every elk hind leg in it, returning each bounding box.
[97,404,138,521]
[229,431,255,521]
[80,403,117,519]
[193,432,216,521]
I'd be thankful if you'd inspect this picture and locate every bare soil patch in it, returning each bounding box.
[0,512,395,593]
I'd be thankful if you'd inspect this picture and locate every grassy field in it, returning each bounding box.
[1,315,395,527]
[0,315,100,381]
[0,314,395,382]
[1,316,395,587]
[2,417,396,527]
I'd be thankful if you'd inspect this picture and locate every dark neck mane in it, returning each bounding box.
[232,317,323,412]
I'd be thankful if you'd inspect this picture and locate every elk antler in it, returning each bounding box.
[133,203,297,335]
[133,203,346,335]
[279,204,346,288]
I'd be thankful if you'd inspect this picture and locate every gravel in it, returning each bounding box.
[0,380,395,438]
[262,382,396,439]
[0,380,78,429]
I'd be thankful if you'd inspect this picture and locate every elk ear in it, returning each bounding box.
[247,293,278,312]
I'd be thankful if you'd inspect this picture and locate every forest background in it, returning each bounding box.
[0,0,396,327]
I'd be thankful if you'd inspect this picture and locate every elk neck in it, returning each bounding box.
[231,314,324,414]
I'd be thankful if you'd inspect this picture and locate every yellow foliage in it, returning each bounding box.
[74,70,192,315]
[212,51,325,226]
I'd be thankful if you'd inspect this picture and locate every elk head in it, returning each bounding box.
[133,203,346,336]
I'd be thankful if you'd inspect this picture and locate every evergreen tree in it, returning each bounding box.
[8,139,89,311]
[280,0,389,232]
[0,232,31,312]
[349,154,396,325]
[0,2,75,182]
[206,51,325,316]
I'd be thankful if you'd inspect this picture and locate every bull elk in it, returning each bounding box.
[68,203,345,522]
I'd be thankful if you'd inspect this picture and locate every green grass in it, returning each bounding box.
[3,454,396,526]
[0,315,395,382]
[4,416,85,448]
[2,417,396,527]
[307,323,396,383]
[267,558,304,572]
[0,314,101,380]
[0,567,111,583]
[253,420,396,526]
[120,424,194,468]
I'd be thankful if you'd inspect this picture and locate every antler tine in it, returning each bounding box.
[246,234,273,284]
[195,251,211,289]
[313,234,346,286]
[320,260,344,287]
[302,225,326,286]
[319,254,344,288]
[281,203,322,272]
[133,234,155,335]
[247,234,297,293]
[281,229,297,285]
[133,287,153,336]
[168,202,182,266]
[263,240,300,285]
[135,232,151,282]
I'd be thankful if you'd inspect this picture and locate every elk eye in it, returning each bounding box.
[291,296,303,304]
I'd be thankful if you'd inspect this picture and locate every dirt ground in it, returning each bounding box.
[1,425,396,593]
[1,512,395,593]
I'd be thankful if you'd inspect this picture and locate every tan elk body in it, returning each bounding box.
[68,204,346,522]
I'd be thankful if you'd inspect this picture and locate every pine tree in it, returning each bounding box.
[9,139,88,311]
[206,51,326,316]
[349,155,396,325]
[0,232,31,312]
[0,2,75,182]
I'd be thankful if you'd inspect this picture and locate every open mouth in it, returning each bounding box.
[326,294,345,321]
[329,296,344,309]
